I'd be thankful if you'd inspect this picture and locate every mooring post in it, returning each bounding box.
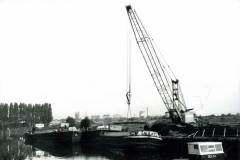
[202,129,205,137]
[7,128,10,137]
[212,128,215,137]
[223,128,226,137]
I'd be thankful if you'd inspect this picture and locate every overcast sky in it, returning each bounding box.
[0,0,240,119]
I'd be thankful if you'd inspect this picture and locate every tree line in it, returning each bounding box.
[0,103,53,126]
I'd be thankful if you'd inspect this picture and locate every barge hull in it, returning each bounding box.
[24,131,80,145]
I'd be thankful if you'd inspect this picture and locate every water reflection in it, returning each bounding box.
[29,144,174,160]
[0,139,32,160]
[0,138,176,160]
[0,138,239,160]
[29,142,152,160]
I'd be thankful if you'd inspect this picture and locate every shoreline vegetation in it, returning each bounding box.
[0,102,52,141]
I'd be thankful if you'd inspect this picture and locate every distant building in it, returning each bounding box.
[113,114,121,119]
[49,119,61,126]
[60,122,69,128]
[91,115,100,120]
[103,114,112,123]
[139,110,146,118]
[35,123,44,128]
[75,112,80,120]
[103,114,111,119]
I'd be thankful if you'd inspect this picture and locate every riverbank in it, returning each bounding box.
[0,126,29,141]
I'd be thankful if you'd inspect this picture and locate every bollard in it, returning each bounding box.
[223,128,226,137]
[212,128,215,137]
[202,129,205,137]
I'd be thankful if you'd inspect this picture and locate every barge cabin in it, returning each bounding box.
[187,142,225,160]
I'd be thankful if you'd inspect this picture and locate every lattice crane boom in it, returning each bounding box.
[126,5,193,123]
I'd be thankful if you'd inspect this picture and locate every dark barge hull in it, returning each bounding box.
[80,130,129,148]
[80,130,164,151]
[125,137,163,151]
[24,131,80,145]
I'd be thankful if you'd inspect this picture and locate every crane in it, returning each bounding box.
[126,5,195,124]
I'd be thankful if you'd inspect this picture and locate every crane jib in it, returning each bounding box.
[125,5,195,124]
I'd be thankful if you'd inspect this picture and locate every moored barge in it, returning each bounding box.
[124,131,163,151]
[24,128,80,144]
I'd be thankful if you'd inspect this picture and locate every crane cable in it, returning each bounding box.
[126,22,132,119]
[152,39,177,81]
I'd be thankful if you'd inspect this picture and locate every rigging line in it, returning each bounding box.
[126,27,129,91]
[178,84,187,109]
[128,21,132,94]
[130,10,172,107]
[133,10,174,104]
[134,10,171,95]
[126,18,132,118]
[135,11,177,81]
[127,10,169,111]
[151,36,187,110]
[129,10,172,110]
[133,10,172,85]
[134,10,173,97]
[152,39,177,80]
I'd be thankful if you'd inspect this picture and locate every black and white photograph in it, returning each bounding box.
[0,0,240,159]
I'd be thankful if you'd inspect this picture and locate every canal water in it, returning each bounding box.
[0,138,239,160]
